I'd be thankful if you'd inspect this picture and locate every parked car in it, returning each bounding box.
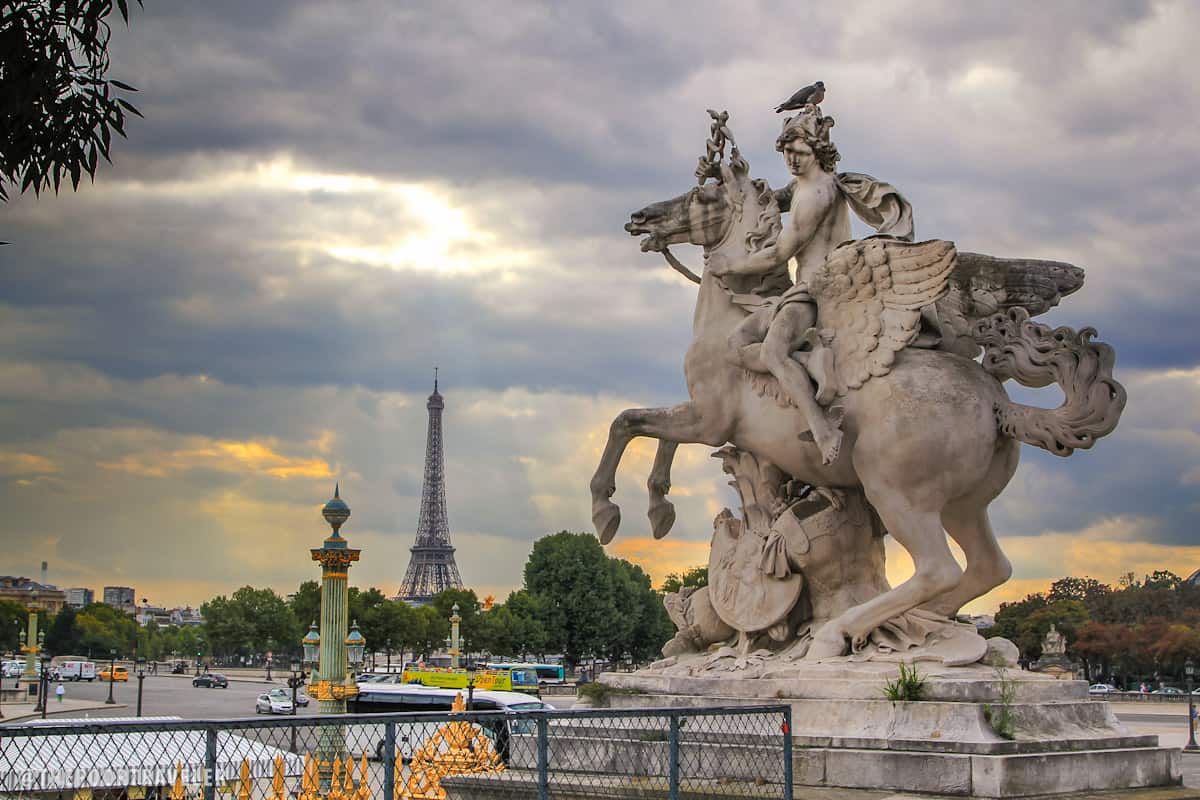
[1088,683,1118,694]
[267,687,309,707]
[99,666,129,682]
[1151,686,1185,695]
[192,673,229,688]
[256,692,294,715]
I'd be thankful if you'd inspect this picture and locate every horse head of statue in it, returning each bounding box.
[625,112,782,287]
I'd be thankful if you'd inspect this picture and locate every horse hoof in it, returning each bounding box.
[593,501,622,544]
[649,500,676,539]
[805,626,849,660]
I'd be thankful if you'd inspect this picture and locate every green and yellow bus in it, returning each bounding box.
[399,665,540,696]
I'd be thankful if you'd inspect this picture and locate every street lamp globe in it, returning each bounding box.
[345,621,366,670]
[302,622,320,666]
[290,655,301,674]
[1186,658,1195,679]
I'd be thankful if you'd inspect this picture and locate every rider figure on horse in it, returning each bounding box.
[705,105,915,465]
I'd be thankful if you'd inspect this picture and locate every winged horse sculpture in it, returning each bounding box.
[591,114,1125,659]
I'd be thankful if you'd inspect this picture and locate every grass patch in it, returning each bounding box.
[883,662,927,702]
[984,667,1018,740]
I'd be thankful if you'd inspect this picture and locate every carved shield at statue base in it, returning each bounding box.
[707,509,803,633]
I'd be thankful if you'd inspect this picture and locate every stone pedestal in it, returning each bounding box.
[589,665,1182,798]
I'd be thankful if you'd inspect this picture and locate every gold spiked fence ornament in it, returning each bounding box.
[170,763,186,800]
[300,754,320,800]
[399,692,505,800]
[329,756,344,800]
[237,760,252,800]
[356,754,372,800]
[270,755,287,800]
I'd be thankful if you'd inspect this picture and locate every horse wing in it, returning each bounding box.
[811,237,957,391]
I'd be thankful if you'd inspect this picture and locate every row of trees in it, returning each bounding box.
[985,571,1200,685]
[22,531,674,669]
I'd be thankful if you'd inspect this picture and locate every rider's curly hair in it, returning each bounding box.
[775,115,840,173]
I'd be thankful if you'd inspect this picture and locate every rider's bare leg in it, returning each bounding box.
[727,311,770,373]
[762,305,842,465]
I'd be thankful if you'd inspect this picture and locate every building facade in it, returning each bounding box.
[102,586,136,614]
[64,587,94,608]
[0,577,66,611]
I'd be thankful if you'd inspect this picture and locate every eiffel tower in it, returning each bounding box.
[396,370,464,605]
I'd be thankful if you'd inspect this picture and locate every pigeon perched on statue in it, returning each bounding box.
[775,81,825,113]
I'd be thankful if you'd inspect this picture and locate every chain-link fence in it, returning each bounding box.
[0,705,792,800]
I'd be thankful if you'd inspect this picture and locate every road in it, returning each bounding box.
[8,674,578,721]
[17,674,321,720]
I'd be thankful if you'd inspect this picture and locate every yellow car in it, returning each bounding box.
[99,666,129,682]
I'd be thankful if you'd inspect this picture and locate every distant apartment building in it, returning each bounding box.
[135,604,172,627]
[170,607,204,627]
[102,586,136,614]
[64,587,94,608]
[0,576,66,611]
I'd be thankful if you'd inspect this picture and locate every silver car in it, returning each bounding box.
[255,692,295,715]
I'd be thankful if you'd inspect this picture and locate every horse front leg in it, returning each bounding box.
[590,402,720,544]
[647,441,679,539]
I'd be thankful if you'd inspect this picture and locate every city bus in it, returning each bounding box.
[486,662,566,684]
[398,664,540,696]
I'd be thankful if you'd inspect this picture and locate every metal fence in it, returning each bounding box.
[0,705,792,800]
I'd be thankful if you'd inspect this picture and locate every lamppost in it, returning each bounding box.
[448,604,462,669]
[22,591,41,684]
[136,657,147,717]
[1186,658,1197,752]
[346,621,366,679]
[105,648,117,705]
[37,651,51,719]
[310,485,361,788]
[265,640,274,683]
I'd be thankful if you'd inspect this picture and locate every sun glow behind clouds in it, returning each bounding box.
[109,155,538,275]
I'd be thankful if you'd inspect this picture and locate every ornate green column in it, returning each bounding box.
[22,591,40,682]
[310,485,360,788]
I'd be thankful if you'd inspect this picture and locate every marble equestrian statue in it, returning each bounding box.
[591,103,1126,665]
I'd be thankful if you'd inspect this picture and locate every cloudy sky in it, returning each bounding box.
[2,1,1198,614]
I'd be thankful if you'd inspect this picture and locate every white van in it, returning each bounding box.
[55,660,97,681]
[347,683,554,762]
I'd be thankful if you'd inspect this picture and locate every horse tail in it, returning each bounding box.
[975,307,1126,456]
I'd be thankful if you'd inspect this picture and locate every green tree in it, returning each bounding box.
[0,599,27,652]
[410,605,447,660]
[0,0,144,200]
[660,566,708,594]
[431,588,481,657]
[44,605,81,656]
[289,581,321,631]
[501,590,548,659]
[607,558,673,664]
[363,600,415,669]
[201,586,298,659]
[74,603,137,657]
[524,531,620,668]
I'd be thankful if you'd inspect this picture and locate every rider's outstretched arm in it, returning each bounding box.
[716,184,832,276]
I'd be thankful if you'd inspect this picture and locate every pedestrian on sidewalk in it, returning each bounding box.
[55,683,64,703]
